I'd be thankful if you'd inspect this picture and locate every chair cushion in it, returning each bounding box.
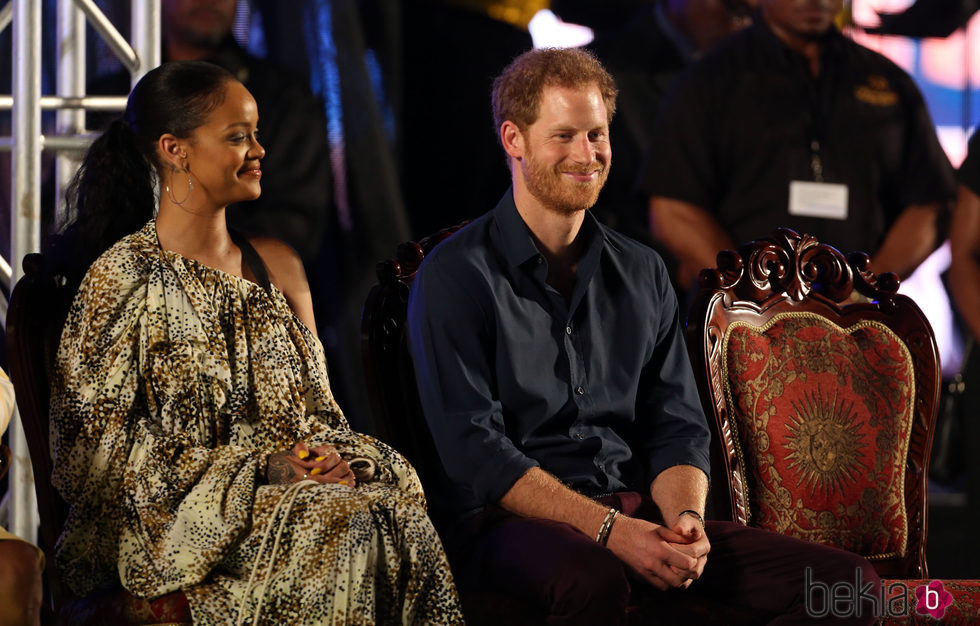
[59,588,191,625]
[722,313,915,560]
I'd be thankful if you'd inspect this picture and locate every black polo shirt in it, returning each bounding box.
[406,190,711,517]
[587,3,694,246]
[958,130,980,196]
[638,19,956,256]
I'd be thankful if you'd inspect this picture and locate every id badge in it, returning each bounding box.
[788,181,849,220]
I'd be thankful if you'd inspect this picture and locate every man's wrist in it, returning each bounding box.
[678,509,705,528]
[595,508,618,545]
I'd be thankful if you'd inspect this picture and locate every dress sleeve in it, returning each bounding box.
[50,250,265,598]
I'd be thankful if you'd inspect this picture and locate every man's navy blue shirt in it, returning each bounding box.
[407,190,710,516]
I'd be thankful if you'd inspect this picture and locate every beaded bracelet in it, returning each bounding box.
[679,509,705,528]
[596,508,618,546]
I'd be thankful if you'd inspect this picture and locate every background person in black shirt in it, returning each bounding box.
[951,130,980,343]
[641,0,956,289]
[554,0,756,248]
[154,0,335,264]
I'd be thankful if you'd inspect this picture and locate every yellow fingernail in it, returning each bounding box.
[315,455,327,461]
[310,467,322,476]
[298,450,309,459]
[338,480,348,485]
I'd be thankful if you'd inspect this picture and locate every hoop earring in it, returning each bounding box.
[165,174,193,206]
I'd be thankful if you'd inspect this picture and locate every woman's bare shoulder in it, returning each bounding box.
[246,236,317,334]
[247,236,305,287]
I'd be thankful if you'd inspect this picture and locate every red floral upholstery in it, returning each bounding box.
[723,313,915,561]
[878,579,980,624]
[59,588,191,625]
[119,590,192,624]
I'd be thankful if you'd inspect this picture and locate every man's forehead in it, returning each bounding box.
[537,84,606,116]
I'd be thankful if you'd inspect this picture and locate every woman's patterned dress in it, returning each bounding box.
[50,221,463,625]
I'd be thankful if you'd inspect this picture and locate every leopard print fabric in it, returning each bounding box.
[50,221,463,624]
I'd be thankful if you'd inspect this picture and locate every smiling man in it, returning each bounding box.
[407,47,880,624]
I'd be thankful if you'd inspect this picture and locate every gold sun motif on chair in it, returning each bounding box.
[783,389,869,496]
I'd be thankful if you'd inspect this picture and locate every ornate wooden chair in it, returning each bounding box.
[687,229,980,622]
[6,254,191,625]
[686,229,939,579]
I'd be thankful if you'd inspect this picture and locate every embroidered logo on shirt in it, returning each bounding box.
[855,75,898,106]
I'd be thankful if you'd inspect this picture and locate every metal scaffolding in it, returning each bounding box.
[1,0,160,543]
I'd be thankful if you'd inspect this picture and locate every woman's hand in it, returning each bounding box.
[265,442,356,486]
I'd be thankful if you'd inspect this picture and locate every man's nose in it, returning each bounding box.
[570,135,595,163]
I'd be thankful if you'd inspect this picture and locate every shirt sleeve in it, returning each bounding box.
[635,68,720,211]
[892,73,957,212]
[407,254,539,507]
[957,130,980,198]
[632,256,712,487]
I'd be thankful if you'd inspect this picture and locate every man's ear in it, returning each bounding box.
[500,121,525,160]
[158,134,187,170]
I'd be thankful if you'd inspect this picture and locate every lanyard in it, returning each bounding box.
[799,46,837,183]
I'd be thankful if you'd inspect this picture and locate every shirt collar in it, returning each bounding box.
[490,188,608,271]
[752,14,844,71]
[491,189,542,268]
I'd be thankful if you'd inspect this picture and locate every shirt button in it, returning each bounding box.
[575,432,585,440]
[565,325,572,335]
[536,256,544,264]
[575,386,585,395]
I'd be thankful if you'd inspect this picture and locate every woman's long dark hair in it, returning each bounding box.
[50,61,235,292]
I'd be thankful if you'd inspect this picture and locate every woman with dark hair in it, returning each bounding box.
[49,61,462,624]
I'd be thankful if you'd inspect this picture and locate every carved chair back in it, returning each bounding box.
[686,229,940,579]
[361,223,469,499]
[6,254,193,624]
[5,254,74,611]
